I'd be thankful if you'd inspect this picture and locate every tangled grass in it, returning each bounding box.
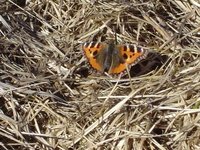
[0,0,200,149]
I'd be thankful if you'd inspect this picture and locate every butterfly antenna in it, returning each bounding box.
[114,31,118,44]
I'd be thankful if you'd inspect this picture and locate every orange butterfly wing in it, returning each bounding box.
[109,45,147,74]
[83,42,105,72]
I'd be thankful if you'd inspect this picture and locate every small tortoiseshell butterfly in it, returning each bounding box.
[82,40,148,74]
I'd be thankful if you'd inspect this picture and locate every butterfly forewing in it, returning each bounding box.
[83,42,105,72]
[117,44,146,64]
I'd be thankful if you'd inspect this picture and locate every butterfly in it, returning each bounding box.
[82,40,148,74]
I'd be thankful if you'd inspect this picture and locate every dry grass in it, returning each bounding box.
[0,0,200,149]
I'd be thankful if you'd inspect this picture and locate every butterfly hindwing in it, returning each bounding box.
[108,44,147,74]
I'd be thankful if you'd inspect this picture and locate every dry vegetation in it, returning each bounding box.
[0,0,200,149]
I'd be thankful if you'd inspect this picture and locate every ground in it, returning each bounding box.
[0,0,200,149]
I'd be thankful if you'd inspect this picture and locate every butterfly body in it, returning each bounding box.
[83,41,148,74]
